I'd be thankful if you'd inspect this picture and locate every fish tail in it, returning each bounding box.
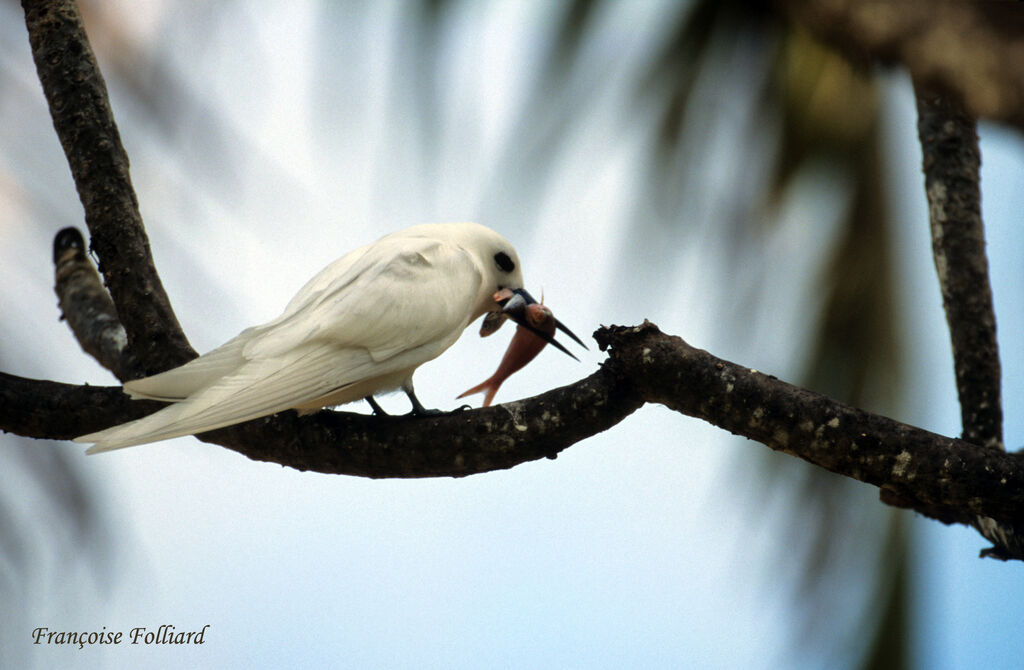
[481,386,498,407]
[457,377,499,404]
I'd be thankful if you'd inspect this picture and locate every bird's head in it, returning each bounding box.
[447,222,587,360]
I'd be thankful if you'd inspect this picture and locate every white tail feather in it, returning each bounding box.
[78,346,367,452]
[124,332,253,401]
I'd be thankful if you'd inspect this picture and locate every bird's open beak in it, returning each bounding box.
[493,288,587,361]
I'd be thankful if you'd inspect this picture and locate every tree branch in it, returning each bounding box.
[53,227,137,379]
[1,367,643,478]
[5,322,1024,534]
[596,323,1024,529]
[915,87,1002,451]
[22,0,194,374]
[914,86,1022,560]
[780,0,1024,132]
[0,372,162,440]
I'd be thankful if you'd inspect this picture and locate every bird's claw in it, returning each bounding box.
[407,406,444,418]
[403,403,470,417]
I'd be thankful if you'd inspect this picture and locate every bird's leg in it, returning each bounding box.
[365,396,388,416]
[402,385,443,417]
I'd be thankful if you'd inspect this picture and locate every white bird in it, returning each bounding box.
[76,222,584,452]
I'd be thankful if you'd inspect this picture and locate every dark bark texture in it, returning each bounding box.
[914,87,1020,559]
[916,89,1002,451]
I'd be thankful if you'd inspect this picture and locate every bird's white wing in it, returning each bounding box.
[119,243,375,402]
[123,234,478,400]
[78,236,486,451]
[243,236,484,362]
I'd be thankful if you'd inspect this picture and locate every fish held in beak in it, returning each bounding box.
[458,301,557,407]
[492,288,586,359]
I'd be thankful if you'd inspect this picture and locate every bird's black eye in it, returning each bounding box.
[494,251,515,273]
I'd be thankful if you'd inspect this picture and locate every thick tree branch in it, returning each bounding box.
[781,0,1024,132]
[1,368,643,478]
[5,323,1024,534]
[0,372,163,440]
[596,323,1024,529]
[22,0,194,375]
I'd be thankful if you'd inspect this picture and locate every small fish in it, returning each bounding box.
[458,301,556,407]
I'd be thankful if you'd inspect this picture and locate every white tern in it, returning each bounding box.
[76,222,584,452]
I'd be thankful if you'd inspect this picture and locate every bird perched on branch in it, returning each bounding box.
[77,222,584,452]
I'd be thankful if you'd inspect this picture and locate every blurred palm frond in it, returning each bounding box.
[625,2,910,668]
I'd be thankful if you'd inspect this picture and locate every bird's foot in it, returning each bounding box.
[407,403,472,417]
[407,406,445,417]
[403,387,445,417]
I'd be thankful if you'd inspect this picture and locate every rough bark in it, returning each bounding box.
[915,88,1002,451]
[914,87,1020,560]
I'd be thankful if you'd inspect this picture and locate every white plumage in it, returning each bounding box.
[77,222,527,452]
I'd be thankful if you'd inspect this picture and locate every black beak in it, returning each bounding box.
[500,288,587,361]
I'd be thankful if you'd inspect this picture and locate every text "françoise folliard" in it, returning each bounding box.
[32,624,209,649]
